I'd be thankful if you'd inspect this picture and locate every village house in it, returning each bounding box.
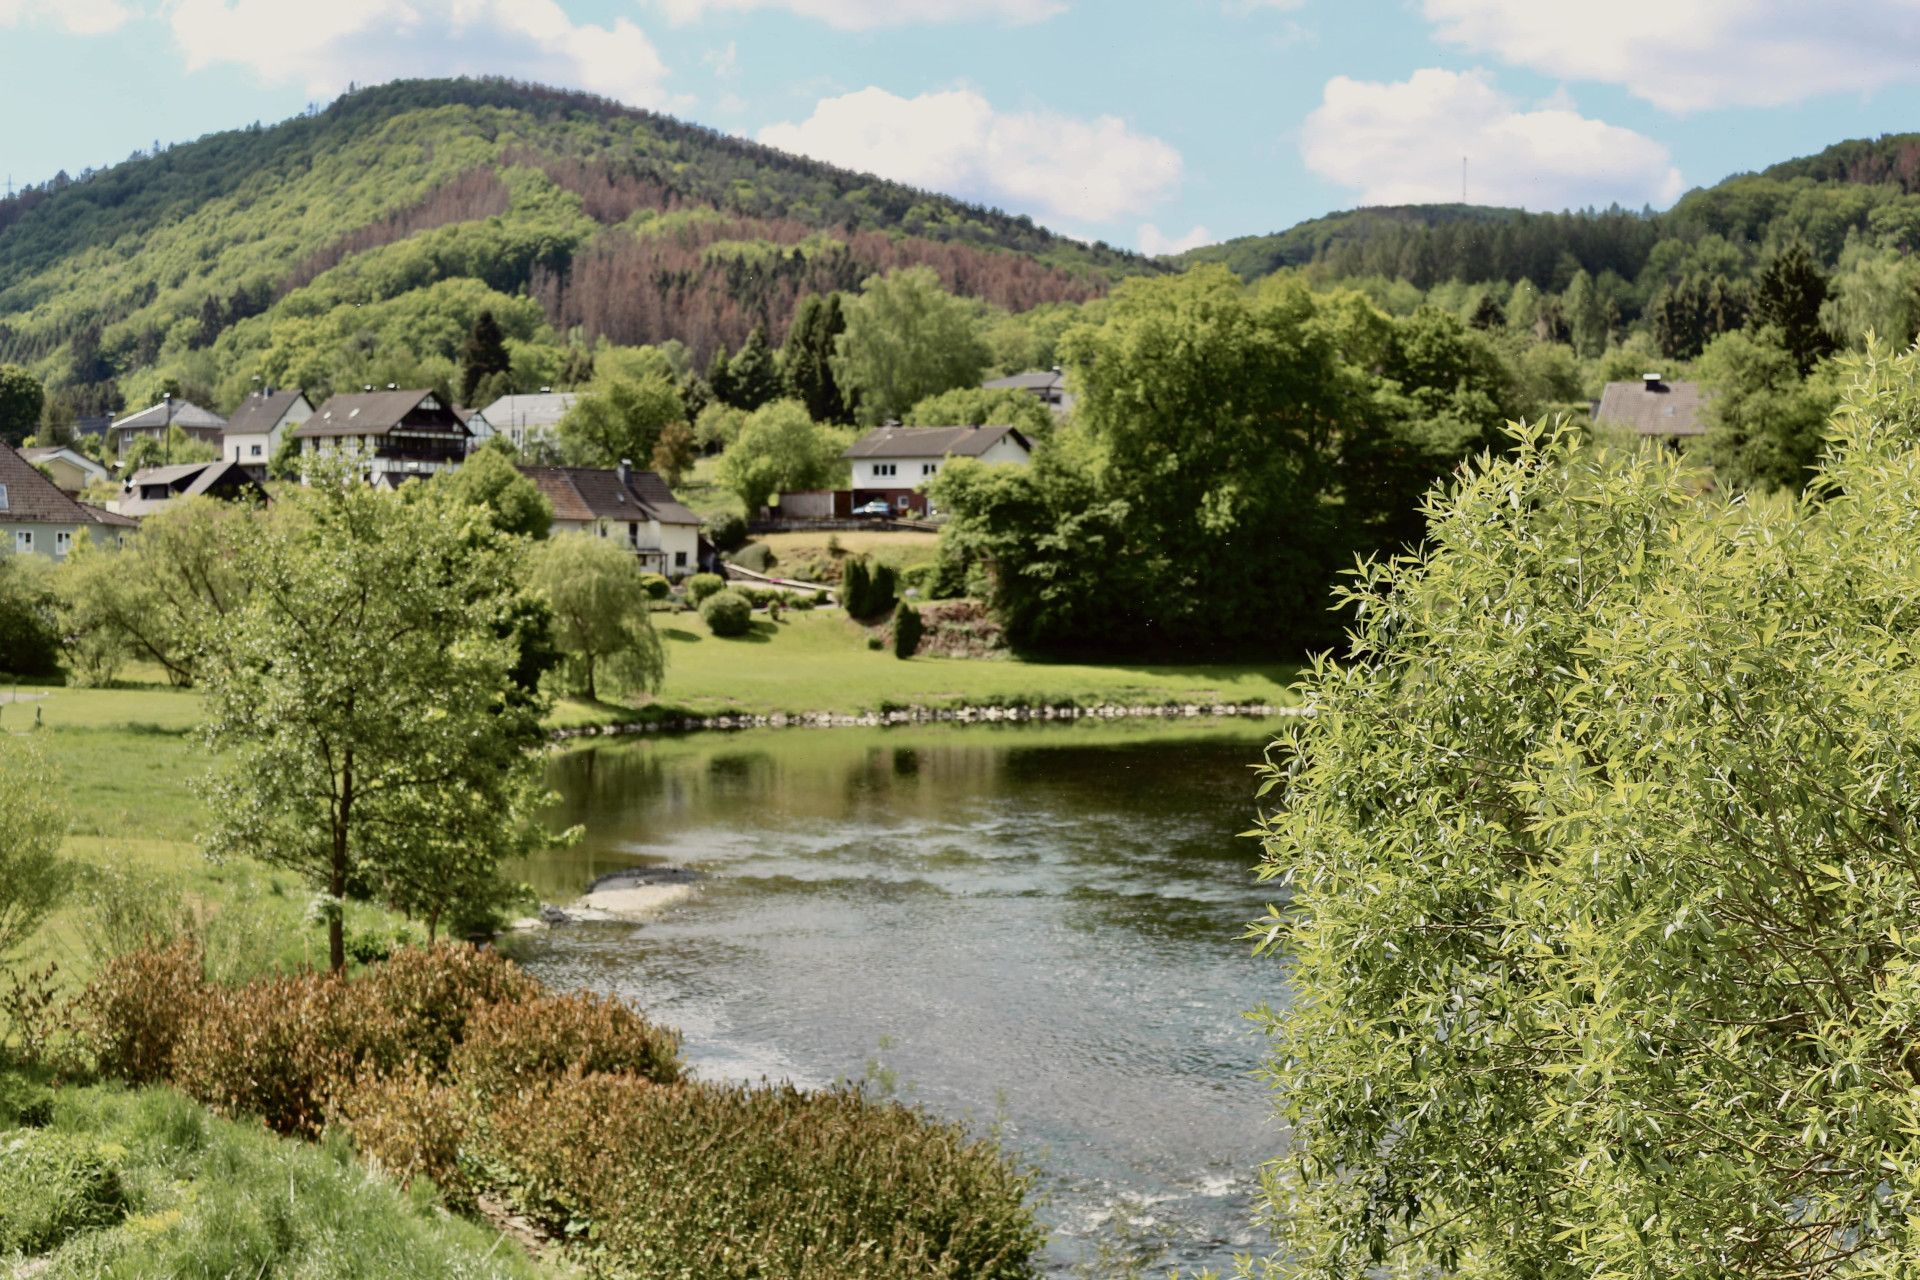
[108,396,227,456]
[482,391,576,456]
[20,445,110,495]
[840,424,1033,517]
[983,368,1073,415]
[223,388,313,478]
[519,460,704,576]
[113,459,269,517]
[290,387,471,485]
[1593,373,1710,445]
[0,440,137,558]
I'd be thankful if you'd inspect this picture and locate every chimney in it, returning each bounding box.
[540,385,551,393]
[618,457,631,490]
[1642,372,1666,392]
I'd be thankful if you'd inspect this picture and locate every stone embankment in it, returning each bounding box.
[551,701,1310,741]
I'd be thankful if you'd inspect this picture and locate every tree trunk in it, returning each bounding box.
[331,748,353,973]
[585,654,596,702]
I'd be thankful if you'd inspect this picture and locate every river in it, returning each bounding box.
[508,718,1286,1276]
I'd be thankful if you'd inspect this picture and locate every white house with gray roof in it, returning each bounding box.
[481,391,577,455]
[223,388,313,478]
[841,424,1032,516]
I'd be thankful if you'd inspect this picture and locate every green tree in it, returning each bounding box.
[1751,239,1834,375]
[0,551,60,677]
[1821,240,1920,350]
[52,497,253,686]
[891,600,922,658]
[0,365,46,447]
[1698,326,1842,492]
[833,267,990,426]
[198,465,553,967]
[705,347,737,411]
[694,403,746,453]
[530,533,667,701]
[118,427,219,475]
[1247,383,1920,1278]
[715,400,849,514]
[458,309,512,405]
[782,294,850,423]
[1562,268,1608,358]
[0,735,71,962]
[434,439,553,539]
[726,325,782,412]
[556,374,685,470]
[903,386,1052,436]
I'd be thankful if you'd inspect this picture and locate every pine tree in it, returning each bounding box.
[727,325,783,412]
[706,347,737,410]
[460,310,512,404]
[783,294,850,423]
[1753,241,1835,375]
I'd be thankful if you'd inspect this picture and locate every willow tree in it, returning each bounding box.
[198,464,553,966]
[1249,352,1920,1279]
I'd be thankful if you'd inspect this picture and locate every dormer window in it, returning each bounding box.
[0,483,9,512]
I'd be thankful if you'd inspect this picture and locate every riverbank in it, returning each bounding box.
[550,610,1302,729]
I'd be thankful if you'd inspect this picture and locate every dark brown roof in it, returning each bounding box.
[225,389,307,435]
[517,464,702,527]
[294,389,466,439]
[1594,378,1710,438]
[117,460,266,517]
[0,439,100,524]
[80,504,138,529]
[843,424,1032,460]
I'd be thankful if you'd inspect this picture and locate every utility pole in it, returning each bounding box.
[163,391,173,467]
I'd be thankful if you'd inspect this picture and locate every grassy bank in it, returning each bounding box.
[553,610,1300,726]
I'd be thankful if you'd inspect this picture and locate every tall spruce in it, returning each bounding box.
[706,347,737,410]
[727,325,783,412]
[1753,240,1835,375]
[460,310,512,404]
[783,294,850,423]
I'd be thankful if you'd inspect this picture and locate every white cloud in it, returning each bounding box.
[1423,0,1920,113]
[1301,69,1684,211]
[1138,223,1212,256]
[759,86,1183,224]
[164,0,675,107]
[655,0,1062,29]
[0,0,133,34]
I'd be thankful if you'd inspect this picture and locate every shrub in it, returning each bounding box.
[358,943,540,1072]
[74,937,206,1084]
[0,735,74,963]
[0,1071,54,1127]
[825,533,843,557]
[638,572,671,600]
[700,588,753,637]
[706,510,748,553]
[476,1075,1042,1280]
[730,541,775,573]
[867,561,898,616]
[172,971,364,1136]
[452,991,682,1093]
[0,1130,128,1255]
[685,572,726,605]
[842,556,870,617]
[866,634,884,651]
[0,552,60,678]
[329,1067,474,1209]
[892,601,923,659]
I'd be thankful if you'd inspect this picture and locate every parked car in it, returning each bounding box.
[852,500,892,518]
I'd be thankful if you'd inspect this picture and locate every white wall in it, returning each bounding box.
[5,520,122,560]
[852,437,1030,488]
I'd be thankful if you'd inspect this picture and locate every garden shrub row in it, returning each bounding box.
[69,942,1042,1278]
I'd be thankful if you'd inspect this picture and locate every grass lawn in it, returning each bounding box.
[673,454,742,521]
[746,529,942,581]
[552,609,1301,724]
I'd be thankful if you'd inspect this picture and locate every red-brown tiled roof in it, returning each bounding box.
[0,439,99,524]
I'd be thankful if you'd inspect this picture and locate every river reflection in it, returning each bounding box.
[509,719,1284,1275]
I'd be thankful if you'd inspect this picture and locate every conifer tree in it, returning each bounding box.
[783,294,850,423]
[728,325,783,412]
[460,310,512,404]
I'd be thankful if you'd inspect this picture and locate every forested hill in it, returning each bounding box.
[1178,132,1920,315]
[0,77,1152,417]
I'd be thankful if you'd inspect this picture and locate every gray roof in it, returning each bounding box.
[110,399,227,432]
[293,389,465,439]
[117,459,266,517]
[20,446,108,480]
[0,440,102,524]
[843,425,1032,461]
[983,370,1064,393]
[1594,378,1710,438]
[225,389,308,435]
[482,392,578,431]
[518,464,702,527]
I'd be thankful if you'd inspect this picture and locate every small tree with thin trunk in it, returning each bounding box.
[0,735,72,963]
[198,461,552,967]
[530,533,667,702]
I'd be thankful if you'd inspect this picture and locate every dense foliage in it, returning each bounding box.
[530,533,667,701]
[1250,355,1920,1278]
[0,736,71,963]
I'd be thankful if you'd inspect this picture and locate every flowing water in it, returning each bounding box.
[509,719,1286,1275]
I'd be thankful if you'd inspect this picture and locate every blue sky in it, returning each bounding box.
[4,0,1920,253]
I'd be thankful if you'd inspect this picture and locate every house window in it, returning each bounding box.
[14,530,32,553]
[873,463,896,478]
[922,463,938,476]
[0,483,8,511]
[251,444,262,458]
[675,550,687,568]
[55,530,71,557]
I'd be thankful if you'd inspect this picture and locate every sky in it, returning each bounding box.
[4,0,1920,254]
